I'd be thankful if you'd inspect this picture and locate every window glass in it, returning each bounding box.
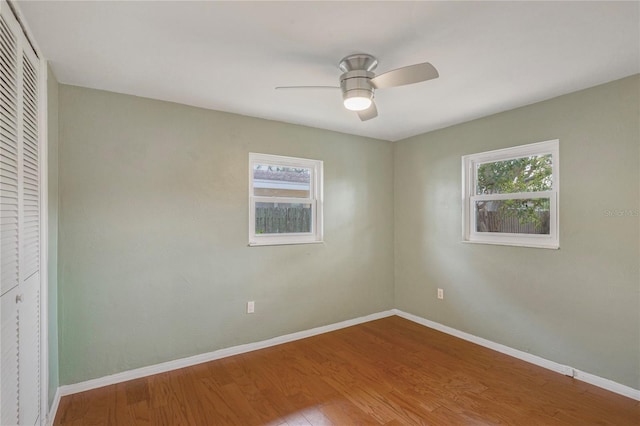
[476,154,552,195]
[255,202,312,234]
[475,198,550,234]
[252,164,311,198]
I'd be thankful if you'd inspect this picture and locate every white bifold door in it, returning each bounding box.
[0,0,42,425]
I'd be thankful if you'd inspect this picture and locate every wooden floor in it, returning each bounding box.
[54,316,639,425]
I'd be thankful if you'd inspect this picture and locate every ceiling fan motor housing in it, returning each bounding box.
[339,54,378,106]
[340,69,375,104]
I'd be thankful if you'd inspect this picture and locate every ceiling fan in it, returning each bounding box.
[276,53,439,121]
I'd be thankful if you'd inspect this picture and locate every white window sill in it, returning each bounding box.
[248,240,324,247]
[462,240,559,250]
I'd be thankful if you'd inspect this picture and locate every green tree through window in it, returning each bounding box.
[475,154,552,233]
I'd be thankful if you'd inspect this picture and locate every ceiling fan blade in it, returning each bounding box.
[370,62,439,89]
[275,85,340,90]
[357,101,378,121]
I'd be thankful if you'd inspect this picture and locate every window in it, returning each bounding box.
[249,153,323,246]
[462,140,559,249]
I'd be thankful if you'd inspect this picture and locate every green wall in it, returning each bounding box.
[394,75,640,389]
[55,75,639,391]
[57,85,395,385]
[47,65,59,406]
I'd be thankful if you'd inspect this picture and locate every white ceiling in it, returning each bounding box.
[18,1,640,141]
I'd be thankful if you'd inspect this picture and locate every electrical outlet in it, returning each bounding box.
[247,301,255,314]
[437,288,444,300]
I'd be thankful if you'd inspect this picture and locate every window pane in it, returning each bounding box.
[476,154,552,195]
[255,202,312,234]
[475,198,550,234]
[253,164,311,197]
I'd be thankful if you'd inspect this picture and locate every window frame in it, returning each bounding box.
[462,140,559,249]
[248,153,323,246]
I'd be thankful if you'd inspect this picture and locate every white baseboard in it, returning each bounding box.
[46,388,61,426]
[56,310,395,398]
[392,309,640,401]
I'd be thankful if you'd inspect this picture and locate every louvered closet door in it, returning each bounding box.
[18,44,40,426]
[0,0,19,300]
[1,287,19,426]
[0,8,20,426]
[0,0,41,424]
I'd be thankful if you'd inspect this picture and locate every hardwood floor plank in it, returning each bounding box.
[147,371,200,425]
[299,406,334,426]
[130,400,151,425]
[54,316,640,425]
[124,378,151,405]
[318,398,382,425]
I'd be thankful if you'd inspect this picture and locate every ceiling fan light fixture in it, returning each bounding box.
[344,96,372,111]
[343,89,373,111]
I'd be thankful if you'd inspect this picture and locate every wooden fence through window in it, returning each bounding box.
[476,211,550,234]
[255,206,312,234]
